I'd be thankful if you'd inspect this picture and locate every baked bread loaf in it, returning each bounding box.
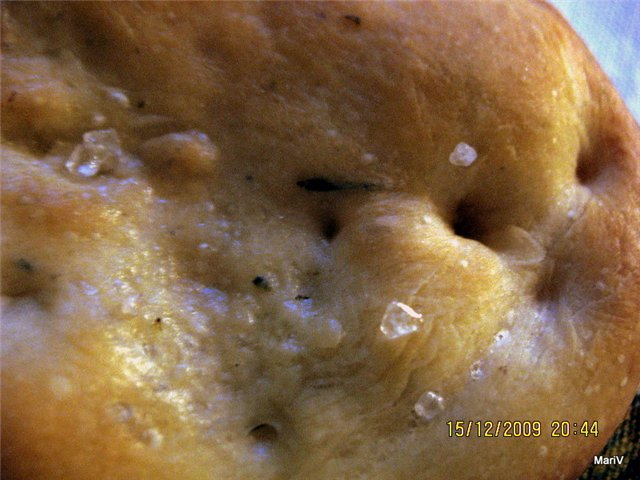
[2,2,639,479]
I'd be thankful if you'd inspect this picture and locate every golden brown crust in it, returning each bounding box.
[2,2,639,479]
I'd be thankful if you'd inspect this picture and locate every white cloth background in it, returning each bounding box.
[550,0,640,123]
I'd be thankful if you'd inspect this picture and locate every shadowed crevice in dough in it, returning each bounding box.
[321,216,340,241]
[296,178,378,192]
[452,201,486,244]
[576,132,627,190]
[249,423,278,443]
[576,148,607,187]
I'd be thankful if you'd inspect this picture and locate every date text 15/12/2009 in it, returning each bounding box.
[446,420,599,438]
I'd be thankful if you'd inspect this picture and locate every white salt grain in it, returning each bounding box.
[380,301,424,339]
[107,88,130,108]
[65,129,123,177]
[449,142,477,167]
[396,302,422,319]
[361,152,376,164]
[414,391,445,421]
[470,360,483,380]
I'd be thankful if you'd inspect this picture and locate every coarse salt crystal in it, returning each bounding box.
[414,391,445,421]
[380,301,424,339]
[65,129,123,177]
[470,360,483,380]
[449,142,477,167]
[107,88,130,108]
[396,302,423,319]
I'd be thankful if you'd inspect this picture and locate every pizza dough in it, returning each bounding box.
[1,2,639,479]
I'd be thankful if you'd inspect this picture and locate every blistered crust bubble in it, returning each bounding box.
[2,2,639,480]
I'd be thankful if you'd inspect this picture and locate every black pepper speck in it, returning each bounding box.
[344,14,361,26]
[17,258,34,272]
[252,276,271,291]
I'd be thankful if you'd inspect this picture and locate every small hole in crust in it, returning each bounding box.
[249,423,278,443]
[1,257,46,297]
[576,151,602,185]
[321,217,340,241]
[575,133,624,188]
[452,202,485,242]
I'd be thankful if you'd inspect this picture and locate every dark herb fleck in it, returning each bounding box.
[245,175,254,181]
[344,14,361,25]
[137,100,146,108]
[252,276,271,291]
[297,177,377,192]
[7,91,17,103]
[155,317,162,324]
[295,295,310,300]
[17,258,34,272]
